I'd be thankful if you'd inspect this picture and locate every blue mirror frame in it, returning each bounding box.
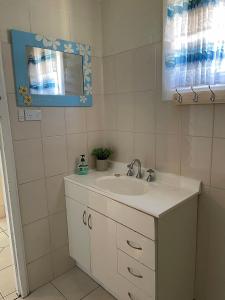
[11,30,93,107]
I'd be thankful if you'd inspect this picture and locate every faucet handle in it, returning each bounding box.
[127,163,134,176]
[146,169,155,182]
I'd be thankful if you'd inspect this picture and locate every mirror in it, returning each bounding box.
[26,46,84,96]
[11,30,92,107]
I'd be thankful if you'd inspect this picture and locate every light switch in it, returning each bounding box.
[17,108,25,122]
[24,108,42,121]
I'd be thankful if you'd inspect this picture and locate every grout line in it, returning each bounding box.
[0,262,14,273]
[209,104,216,186]
[26,242,69,266]
[22,208,67,228]
[80,286,100,300]
[49,282,67,300]
[104,89,157,96]
[2,291,18,300]
[102,41,161,59]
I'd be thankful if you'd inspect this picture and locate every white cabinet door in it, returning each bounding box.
[89,209,118,294]
[66,197,90,273]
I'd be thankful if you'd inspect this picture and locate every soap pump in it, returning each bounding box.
[77,154,89,175]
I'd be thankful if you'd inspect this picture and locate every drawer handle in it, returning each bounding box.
[82,210,87,226]
[127,240,142,251]
[128,292,134,300]
[127,267,143,279]
[88,214,92,230]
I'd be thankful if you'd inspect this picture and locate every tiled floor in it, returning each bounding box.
[0,217,115,300]
[26,267,115,300]
[0,218,17,300]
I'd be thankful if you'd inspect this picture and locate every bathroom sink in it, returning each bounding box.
[95,175,149,196]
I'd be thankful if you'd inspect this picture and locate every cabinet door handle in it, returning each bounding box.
[127,240,142,251]
[82,210,87,226]
[88,214,92,230]
[127,267,143,279]
[128,292,134,300]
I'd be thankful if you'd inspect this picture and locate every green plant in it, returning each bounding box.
[91,147,113,160]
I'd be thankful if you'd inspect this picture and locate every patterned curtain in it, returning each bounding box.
[27,47,64,95]
[163,0,225,99]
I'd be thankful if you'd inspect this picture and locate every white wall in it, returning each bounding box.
[0,0,104,292]
[0,153,5,218]
[101,1,225,300]
[102,0,162,56]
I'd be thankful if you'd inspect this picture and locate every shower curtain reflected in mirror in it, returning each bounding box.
[26,46,84,96]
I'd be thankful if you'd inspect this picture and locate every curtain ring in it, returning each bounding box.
[191,86,199,103]
[175,89,182,104]
[209,85,216,102]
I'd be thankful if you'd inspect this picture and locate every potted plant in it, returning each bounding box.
[91,147,113,171]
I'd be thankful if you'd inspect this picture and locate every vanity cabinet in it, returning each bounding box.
[65,179,197,300]
[66,197,91,273]
[89,209,118,293]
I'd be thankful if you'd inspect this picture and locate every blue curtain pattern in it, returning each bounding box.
[164,0,225,96]
[27,47,63,94]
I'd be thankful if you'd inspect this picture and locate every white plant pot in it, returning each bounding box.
[96,159,108,171]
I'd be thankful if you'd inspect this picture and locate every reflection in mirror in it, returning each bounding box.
[26,46,84,96]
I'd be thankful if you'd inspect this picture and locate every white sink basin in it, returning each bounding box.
[95,175,149,196]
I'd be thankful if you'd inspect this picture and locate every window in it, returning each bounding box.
[163,0,225,103]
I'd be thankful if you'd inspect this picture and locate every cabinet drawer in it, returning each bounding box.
[118,250,155,298]
[117,224,155,270]
[116,274,153,300]
[89,191,155,240]
[64,180,89,205]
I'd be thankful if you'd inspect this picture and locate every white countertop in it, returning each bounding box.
[64,162,201,218]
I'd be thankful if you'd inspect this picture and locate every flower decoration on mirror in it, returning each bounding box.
[77,44,91,62]
[24,95,32,106]
[83,62,92,82]
[84,83,92,95]
[35,34,60,50]
[19,86,28,96]
[80,96,87,103]
[64,43,74,53]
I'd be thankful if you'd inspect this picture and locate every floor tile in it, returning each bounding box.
[3,291,18,300]
[0,232,9,248]
[0,265,16,296]
[51,267,98,300]
[25,283,65,300]
[0,219,7,231]
[83,287,116,300]
[0,247,12,270]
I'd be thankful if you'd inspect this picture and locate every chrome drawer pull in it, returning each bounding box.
[88,214,92,230]
[128,292,134,300]
[127,240,142,251]
[82,210,87,226]
[127,267,143,279]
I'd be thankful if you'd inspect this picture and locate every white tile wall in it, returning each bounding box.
[27,254,53,292]
[41,108,66,137]
[2,0,225,298]
[14,139,45,184]
[23,218,51,263]
[19,179,48,225]
[43,136,67,177]
[101,2,225,299]
[46,174,66,215]
[181,136,212,185]
[0,0,104,292]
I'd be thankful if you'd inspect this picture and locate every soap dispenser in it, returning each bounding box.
[77,154,89,175]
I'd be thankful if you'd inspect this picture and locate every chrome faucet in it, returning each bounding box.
[127,159,142,179]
